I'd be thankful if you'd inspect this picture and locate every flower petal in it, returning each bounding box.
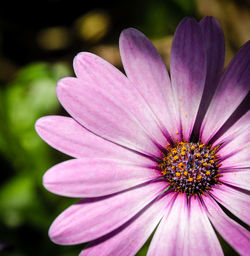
[49,181,166,245]
[203,195,250,256]
[43,158,160,198]
[193,17,225,134]
[210,184,250,225]
[80,194,173,256]
[201,41,250,144]
[212,111,250,148]
[186,196,223,256]
[219,130,250,169]
[72,52,169,152]
[147,193,189,256]
[35,116,153,166]
[212,111,250,169]
[219,169,250,191]
[57,77,162,157]
[148,194,223,256]
[170,17,206,141]
[119,28,178,141]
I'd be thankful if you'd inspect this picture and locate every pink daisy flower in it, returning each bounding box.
[35,16,250,256]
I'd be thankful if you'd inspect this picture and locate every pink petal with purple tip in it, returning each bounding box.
[119,28,178,141]
[72,52,169,150]
[193,17,225,134]
[43,158,161,198]
[201,41,250,144]
[219,169,250,191]
[170,17,206,141]
[35,116,154,166]
[210,184,250,225]
[203,195,250,256]
[80,194,173,256]
[199,16,225,99]
[49,181,166,245]
[56,77,162,157]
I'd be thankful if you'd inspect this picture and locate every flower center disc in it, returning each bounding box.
[159,142,221,196]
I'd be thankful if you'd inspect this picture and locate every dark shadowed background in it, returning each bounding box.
[0,0,249,255]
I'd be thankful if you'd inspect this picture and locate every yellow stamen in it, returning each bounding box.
[206,171,211,175]
[176,172,181,177]
[173,155,179,161]
[199,144,204,149]
[181,151,186,156]
[203,162,208,167]
[184,171,188,176]
[197,174,202,180]
[178,162,184,168]
[196,153,201,157]
[188,177,193,182]
[191,146,195,150]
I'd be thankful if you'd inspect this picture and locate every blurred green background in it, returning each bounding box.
[0,0,249,255]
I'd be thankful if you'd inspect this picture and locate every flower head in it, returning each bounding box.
[36,16,250,256]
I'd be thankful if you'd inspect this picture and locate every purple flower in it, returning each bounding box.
[35,16,250,256]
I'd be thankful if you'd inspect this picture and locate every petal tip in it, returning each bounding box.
[178,16,198,27]
[119,27,144,44]
[35,116,51,136]
[48,225,63,245]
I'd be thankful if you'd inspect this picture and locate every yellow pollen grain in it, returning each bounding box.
[182,146,187,151]
[197,174,202,180]
[176,131,179,134]
[181,151,186,156]
[205,154,208,158]
[209,160,214,164]
[161,170,167,175]
[196,153,201,157]
[171,166,176,170]
[188,177,193,182]
[203,162,208,167]
[199,144,204,149]
[176,172,181,177]
[178,162,184,168]
[172,150,177,155]
[184,113,188,118]
[206,171,211,175]
[191,146,195,150]
[173,155,179,161]
[184,171,188,176]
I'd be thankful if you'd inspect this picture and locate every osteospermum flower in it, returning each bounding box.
[35,16,250,255]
